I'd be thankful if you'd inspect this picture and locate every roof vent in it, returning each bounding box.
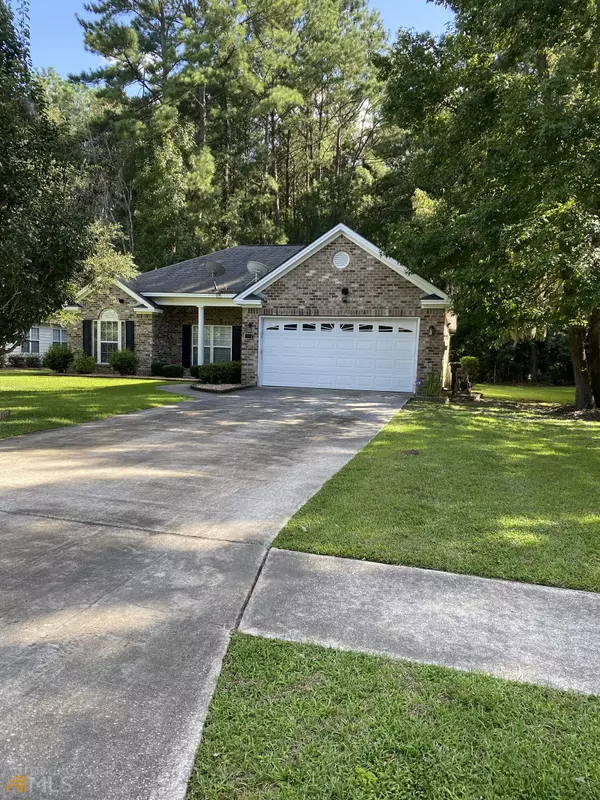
[333,251,350,269]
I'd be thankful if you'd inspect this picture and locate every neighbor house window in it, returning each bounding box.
[192,325,232,365]
[53,328,68,346]
[99,309,120,364]
[22,327,39,353]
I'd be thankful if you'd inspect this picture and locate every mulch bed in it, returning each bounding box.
[189,382,250,394]
[542,404,600,421]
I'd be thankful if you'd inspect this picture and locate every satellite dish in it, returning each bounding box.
[203,260,226,291]
[247,260,269,283]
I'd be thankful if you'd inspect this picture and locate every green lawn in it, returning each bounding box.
[274,403,600,591]
[187,635,600,800]
[477,383,575,404]
[0,371,188,438]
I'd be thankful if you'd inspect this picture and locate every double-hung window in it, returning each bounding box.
[99,309,120,364]
[192,325,232,365]
[53,328,68,346]
[22,327,40,354]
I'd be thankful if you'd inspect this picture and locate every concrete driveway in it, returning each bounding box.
[0,388,406,800]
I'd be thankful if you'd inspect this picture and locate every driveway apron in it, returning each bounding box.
[0,388,406,800]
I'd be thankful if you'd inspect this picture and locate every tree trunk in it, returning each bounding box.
[271,112,280,230]
[588,308,600,406]
[568,325,595,409]
[222,90,230,214]
[196,83,206,148]
[529,340,538,383]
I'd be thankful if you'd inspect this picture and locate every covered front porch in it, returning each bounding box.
[151,304,243,372]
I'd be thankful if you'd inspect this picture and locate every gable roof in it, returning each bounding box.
[126,245,306,297]
[234,223,449,304]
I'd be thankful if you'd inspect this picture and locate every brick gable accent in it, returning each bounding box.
[241,234,450,388]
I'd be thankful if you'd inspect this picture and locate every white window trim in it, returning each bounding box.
[192,324,232,366]
[22,327,40,354]
[52,327,68,344]
[97,311,121,365]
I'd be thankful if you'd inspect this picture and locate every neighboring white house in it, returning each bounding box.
[11,323,69,357]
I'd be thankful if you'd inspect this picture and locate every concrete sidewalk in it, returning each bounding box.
[241,549,600,694]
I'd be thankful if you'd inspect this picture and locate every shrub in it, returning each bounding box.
[72,352,97,374]
[24,354,41,368]
[161,364,184,378]
[195,360,241,384]
[108,349,138,375]
[151,361,166,376]
[460,356,480,382]
[8,354,25,368]
[422,369,443,397]
[44,344,75,373]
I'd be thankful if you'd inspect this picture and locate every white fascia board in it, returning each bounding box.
[234,297,264,307]
[421,299,451,309]
[63,305,82,312]
[134,308,163,314]
[234,223,448,302]
[142,292,236,298]
[144,294,238,308]
[114,280,157,310]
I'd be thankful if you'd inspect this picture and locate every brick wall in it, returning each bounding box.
[152,307,196,365]
[205,308,242,326]
[69,291,243,374]
[65,288,158,372]
[153,306,242,365]
[242,234,450,388]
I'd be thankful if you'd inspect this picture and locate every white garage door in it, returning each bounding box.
[260,317,419,392]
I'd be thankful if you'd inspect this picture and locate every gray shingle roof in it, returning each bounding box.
[127,245,306,297]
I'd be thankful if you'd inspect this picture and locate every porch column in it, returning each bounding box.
[197,305,205,366]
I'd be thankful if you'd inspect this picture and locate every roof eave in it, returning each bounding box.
[141,292,237,299]
[421,299,452,309]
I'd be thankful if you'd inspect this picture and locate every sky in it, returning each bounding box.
[28,0,453,78]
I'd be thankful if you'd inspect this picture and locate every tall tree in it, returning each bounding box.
[0,0,92,358]
[75,0,386,263]
[378,0,600,408]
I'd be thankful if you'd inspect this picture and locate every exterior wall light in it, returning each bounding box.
[428,325,436,336]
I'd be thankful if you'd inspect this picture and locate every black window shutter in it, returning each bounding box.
[125,320,135,351]
[232,325,242,361]
[82,320,93,356]
[182,324,192,368]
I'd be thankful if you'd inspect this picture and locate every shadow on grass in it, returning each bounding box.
[275,404,600,591]
[0,381,187,438]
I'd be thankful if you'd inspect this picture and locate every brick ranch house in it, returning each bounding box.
[67,224,455,393]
